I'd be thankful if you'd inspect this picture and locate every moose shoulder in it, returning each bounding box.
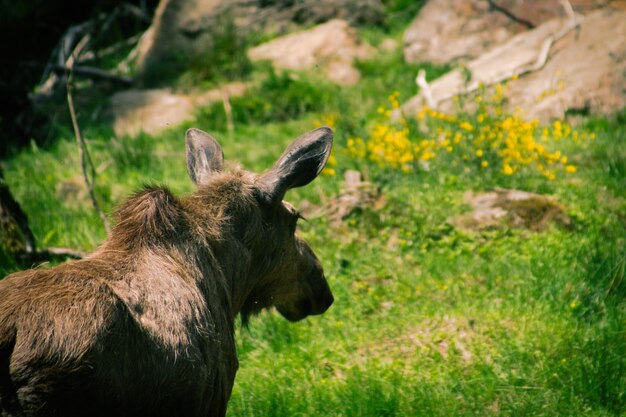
[0,127,334,417]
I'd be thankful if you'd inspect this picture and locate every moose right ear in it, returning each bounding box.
[185,128,224,185]
[256,126,333,205]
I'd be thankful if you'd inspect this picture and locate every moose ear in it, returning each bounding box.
[257,126,333,204]
[185,128,224,185]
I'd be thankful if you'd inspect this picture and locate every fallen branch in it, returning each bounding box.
[416,69,436,108]
[487,0,535,29]
[36,3,151,98]
[52,65,133,85]
[559,0,576,21]
[78,33,143,63]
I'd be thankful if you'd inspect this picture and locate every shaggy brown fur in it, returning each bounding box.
[0,127,334,417]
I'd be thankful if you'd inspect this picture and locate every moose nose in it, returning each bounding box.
[311,277,334,315]
[322,285,334,310]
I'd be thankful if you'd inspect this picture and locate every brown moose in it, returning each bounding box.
[0,127,334,417]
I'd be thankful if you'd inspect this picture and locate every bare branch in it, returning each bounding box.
[416,69,436,109]
[65,39,110,233]
[487,0,535,29]
[78,33,143,63]
[559,0,576,21]
[222,92,234,133]
[52,65,133,85]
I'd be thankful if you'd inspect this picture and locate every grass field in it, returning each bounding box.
[1,8,625,416]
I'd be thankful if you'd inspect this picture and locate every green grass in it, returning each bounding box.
[1,22,625,417]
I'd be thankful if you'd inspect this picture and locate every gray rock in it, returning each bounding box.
[247,19,373,85]
[110,82,246,137]
[398,6,626,122]
[403,0,607,64]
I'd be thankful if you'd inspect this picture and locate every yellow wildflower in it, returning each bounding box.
[459,121,474,131]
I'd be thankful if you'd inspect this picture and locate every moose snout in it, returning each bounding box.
[310,274,334,315]
[276,268,334,322]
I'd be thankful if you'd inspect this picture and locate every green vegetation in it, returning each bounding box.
[2,18,625,417]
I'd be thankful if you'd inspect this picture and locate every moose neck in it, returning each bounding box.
[182,172,267,322]
[103,177,265,326]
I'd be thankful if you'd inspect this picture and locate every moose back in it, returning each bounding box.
[0,127,334,417]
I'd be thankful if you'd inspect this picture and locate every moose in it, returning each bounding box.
[0,127,334,417]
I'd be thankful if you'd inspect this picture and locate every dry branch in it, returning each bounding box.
[65,39,110,233]
[52,65,133,85]
[416,69,436,108]
[222,92,234,133]
[36,3,150,97]
[487,0,535,29]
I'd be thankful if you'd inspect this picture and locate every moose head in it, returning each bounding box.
[184,126,334,324]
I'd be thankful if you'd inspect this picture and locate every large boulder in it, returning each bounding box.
[134,0,383,84]
[398,6,626,121]
[403,0,607,64]
[505,6,626,120]
[247,19,372,85]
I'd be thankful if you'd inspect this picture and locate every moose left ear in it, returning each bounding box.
[185,128,224,185]
[257,126,333,204]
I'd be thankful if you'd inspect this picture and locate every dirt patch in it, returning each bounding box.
[450,188,571,231]
[301,170,385,226]
[357,316,479,366]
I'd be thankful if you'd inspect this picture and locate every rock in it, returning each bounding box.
[496,0,608,24]
[398,6,626,122]
[450,188,571,231]
[403,0,518,65]
[399,17,565,111]
[403,0,607,64]
[111,82,246,137]
[134,0,383,84]
[505,7,626,120]
[247,19,372,85]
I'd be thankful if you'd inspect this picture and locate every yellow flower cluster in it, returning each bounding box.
[347,92,442,172]
[366,124,414,173]
[346,81,593,179]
